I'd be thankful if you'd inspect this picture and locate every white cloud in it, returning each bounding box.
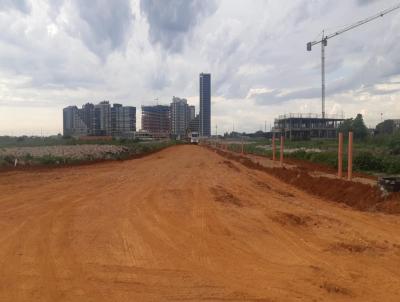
[0,0,400,135]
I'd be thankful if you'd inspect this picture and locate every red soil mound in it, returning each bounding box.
[210,147,400,214]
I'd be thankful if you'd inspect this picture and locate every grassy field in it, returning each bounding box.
[0,136,180,168]
[227,134,400,175]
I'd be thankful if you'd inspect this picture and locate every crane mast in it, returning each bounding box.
[307,3,400,119]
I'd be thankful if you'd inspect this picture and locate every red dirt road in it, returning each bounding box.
[1,145,400,301]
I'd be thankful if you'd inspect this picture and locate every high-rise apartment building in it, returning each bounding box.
[122,106,136,133]
[170,97,191,138]
[189,105,195,121]
[111,104,136,136]
[82,103,96,135]
[188,114,200,133]
[199,73,211,137]
[63,106,88,137]
[94,101,111,136]
[111,104,124,136]
[63,101,136,137]
[141,105,170,138]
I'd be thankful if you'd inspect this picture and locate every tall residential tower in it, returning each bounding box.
[199,73,211,137]
[170,97,191,138]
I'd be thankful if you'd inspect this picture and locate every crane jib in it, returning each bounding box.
[307,3,400,51]
[305,3,400,119]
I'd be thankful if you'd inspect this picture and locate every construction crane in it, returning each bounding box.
[307,3,400,119]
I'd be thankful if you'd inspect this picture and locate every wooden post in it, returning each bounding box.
[241,137,244,155]
[272,134,276,161]
[338,132,343,178]
[348,131,353,180]
[280,135,284,166]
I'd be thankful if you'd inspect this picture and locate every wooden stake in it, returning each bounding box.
[348,131,353,180]
[338,132,343,178]
[272,134,276,161]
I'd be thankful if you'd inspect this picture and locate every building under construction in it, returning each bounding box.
[141,105,171,139]
[273,113,344,140]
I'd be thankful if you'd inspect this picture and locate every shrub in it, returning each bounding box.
[353,152,384,171]
[36,155,64,165]
[0,158,9,167]
[308,152,338,168]
[289,150,307,160]
[2,155,15,164]
[382,157,400,174]
[388,135,400,155]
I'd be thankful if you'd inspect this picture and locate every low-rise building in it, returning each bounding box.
[273,113,344,140]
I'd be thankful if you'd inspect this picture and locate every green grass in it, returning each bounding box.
[227,133,400,175]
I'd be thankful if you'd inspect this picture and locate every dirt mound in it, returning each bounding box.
[210,147,400,214]
[219,160,240,172]
[273,189,295,198]
[250,179,272,190]
[320,281,352,296]
[272,212,312,227]
[284,157,377,180]
[328,240,390,256]
[211,186,242,207]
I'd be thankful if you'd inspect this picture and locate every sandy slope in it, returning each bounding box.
[0,145,399,301]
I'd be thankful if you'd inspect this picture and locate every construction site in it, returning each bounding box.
[0,144,400,301]
[1,2,400,302]
[273,113,345,140]
[141,105,171,139]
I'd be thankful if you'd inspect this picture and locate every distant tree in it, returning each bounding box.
[375,119,395,135]
[338,114,369,140]
[352,114,369,140]
[338,118,353,134]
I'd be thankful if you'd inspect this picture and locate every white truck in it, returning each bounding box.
[189,132,199,144]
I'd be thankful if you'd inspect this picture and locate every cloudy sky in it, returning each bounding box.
[0,0,399,135]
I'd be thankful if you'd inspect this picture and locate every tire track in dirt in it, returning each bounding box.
[1,145,400,301]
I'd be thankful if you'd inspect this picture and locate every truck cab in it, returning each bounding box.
[190,132,199,144]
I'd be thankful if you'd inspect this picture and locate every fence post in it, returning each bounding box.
[272,134,276,161]
[348,131,353,180]
[241,137,244,155]
[280,135,284,166]
[338,132,343,178]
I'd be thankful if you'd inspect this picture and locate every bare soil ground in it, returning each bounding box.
[0,145,400,301]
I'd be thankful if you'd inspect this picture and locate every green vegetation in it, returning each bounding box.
[228,114,399,175]
[375,119,399,136]
[338,113,369,140]
[228,130,400,175]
